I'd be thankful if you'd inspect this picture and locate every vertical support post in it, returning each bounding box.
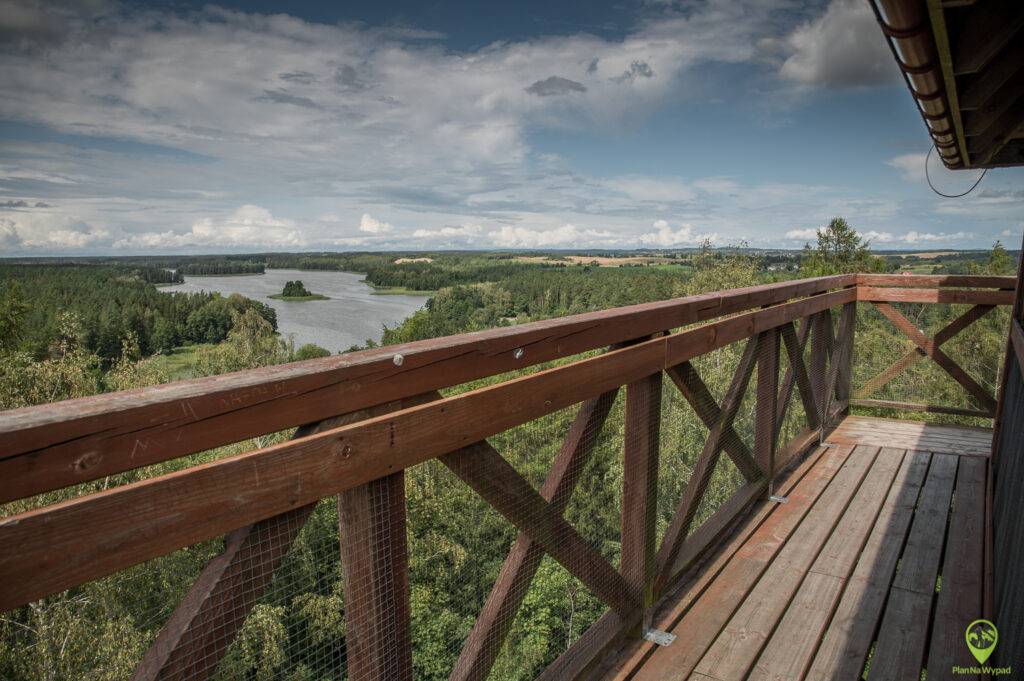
[339,471,412,681]
[621,370,662,624]
[755,329,780,493]
[834,301,857,413]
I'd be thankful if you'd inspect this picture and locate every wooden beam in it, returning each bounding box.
[130,401,411,681]
[621,371,662,615]
[873,302,997,413]
[777,320,819,438]
[1011,318,1024,373]
[0,286,857,610]
[970,95,1024,167]
[440,441,636,618]
[963,69,1024,137]
[339,470,412,681]
[857,286,1014,306]
[652,337,759,597]
[0,275,858,502]
[960,40,1024,110]
[449,389,618,681]
[850,398,993,419]
[834,303,856,407]
[953,4,1024,75]
[755,328,781,478]
[665,363,761,481]
[855,304,993,399]
[857,274,1015,289]
[809,310,833,426]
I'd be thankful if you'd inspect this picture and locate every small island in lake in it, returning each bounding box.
[269,280,329,301]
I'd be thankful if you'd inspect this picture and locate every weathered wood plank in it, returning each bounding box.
[926,456,986,680]
[0,276,858,502]
[653,337,759,595]
[857,286,1014,306]
[857,274,1015,289]
[339,471,412,681]
[805,450,932,681]
[749,447,905,681]
[604,444,830,680]
[873,301,997,412]
[440,441,636,618]
[867,453,958,681]
[449,390,618,681]
[629,444,856,681]
[851,398,993,419]
[691,445,880,680]
[755,328,780,477]
[621,371,662,612]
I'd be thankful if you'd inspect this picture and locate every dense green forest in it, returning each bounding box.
[0,223,1017,680]
[176,260,266,276]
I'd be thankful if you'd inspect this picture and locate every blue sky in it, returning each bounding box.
[1,0,1022,254]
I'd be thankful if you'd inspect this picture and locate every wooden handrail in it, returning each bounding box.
[857,274,1016,289]
[0,274,857,504]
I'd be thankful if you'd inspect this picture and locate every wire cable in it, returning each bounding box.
[925,145,988,198]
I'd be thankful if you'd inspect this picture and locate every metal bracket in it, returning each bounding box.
[643,629,677,647]
[769,495,789,504]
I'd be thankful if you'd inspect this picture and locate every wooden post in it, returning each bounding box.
[835,302,857,412]
[339,471,413,681]
[755,329,780,487]
[621,370,662,624]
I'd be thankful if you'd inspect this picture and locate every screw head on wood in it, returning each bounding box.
[336,442,355,459]
[513,348,524,360]
[392,353,404,366]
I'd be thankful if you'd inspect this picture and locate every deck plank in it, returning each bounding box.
[829,416,990,455]
[691,445,882,680]
[628,444,857,681]
[748,447,906,681]
[801,449,932,681]
[926,456,987,681]
[867,453,959,681]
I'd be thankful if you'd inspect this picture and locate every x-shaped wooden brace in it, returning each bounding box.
[856,304,994,403]
[867,302,997,414]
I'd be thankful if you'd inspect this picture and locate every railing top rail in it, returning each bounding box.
[857,273,1016,289]
[0,274,856,480]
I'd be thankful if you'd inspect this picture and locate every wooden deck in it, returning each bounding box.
[602,416,990,681]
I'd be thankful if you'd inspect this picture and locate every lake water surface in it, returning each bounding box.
[165,269,428,352]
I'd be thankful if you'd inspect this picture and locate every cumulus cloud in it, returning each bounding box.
[775,0,897,87]
[903,230,973,243]
[488,223,613,248]
[886,154,927,183]
[412,224,482,239]
[638,220,717,247]
[114,205,304,249]
[785,228,819,241]
[525,76,587,97]
[359,213,393,234]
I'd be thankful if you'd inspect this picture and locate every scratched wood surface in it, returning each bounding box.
[603,415,990,681]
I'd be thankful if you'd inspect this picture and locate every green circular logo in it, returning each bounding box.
[965,619,998,665]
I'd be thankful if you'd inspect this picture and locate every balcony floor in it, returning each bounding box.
[602,416,991,681]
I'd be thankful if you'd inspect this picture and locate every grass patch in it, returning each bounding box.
[149,343,214,380]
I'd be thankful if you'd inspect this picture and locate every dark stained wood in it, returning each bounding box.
[952,2,1024,74]
[873,301,997,412]
[652,337,759,596]
[959,41,1024,109]
[449,390,618,681]
[867,453,958,681]
[809,310,833,427]
[0,275,858,502]
[857,274,1016,290]
[858,286,1014,306]
[1011,317,1024,371]
[749,447,904,681]
[777,319,819,437]
[855,304,994,399]
[755,328,780,479]
[665,363,761,481]
[964,69,1024,137]
[805,450,932,681]
[536,609,638,681]
[621,371,662,612]
[834,302,856,407]
[628,444,855,681]
[339,471,412,681]
[0,287,860,610]
[690,445,879,680]
[851,398,993,419]
[130,401,411,681]
[926,455,986,679]
[440,440,637,618]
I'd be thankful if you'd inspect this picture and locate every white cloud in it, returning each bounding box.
[412,224,482,239]
[114,205,304,249]
[638,220,717,247]
[785,228,819,240]
[862,230,896,243]
[359,213,393,234]
[886,154,927,183]
[775,0,897,87]
[903,230,972,243]
[487,223,613,248]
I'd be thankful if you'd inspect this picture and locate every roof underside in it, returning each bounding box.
[872,0,1024,170]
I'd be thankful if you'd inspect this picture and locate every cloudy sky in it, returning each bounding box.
[1,0,1022,254]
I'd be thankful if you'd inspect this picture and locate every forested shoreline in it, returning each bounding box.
[0,224,1018,680]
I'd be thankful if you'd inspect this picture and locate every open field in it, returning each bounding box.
[514,254,678,267]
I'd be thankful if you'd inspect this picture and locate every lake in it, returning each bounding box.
[165,269,428,352]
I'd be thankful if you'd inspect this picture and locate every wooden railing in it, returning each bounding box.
[0,273,1014,681]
